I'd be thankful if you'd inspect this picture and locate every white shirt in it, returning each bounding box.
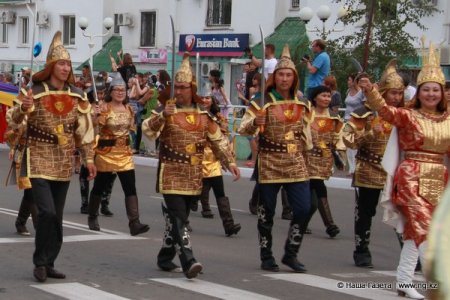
[264,58,278,80]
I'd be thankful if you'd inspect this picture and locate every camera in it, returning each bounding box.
[301,54,310,62]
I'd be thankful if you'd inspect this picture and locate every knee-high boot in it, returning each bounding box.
[353,190,373,268]
[281,221,307,273]
[281,187,293,220]
[216,196,241,236]
[258,202,278,271]
[157,204,181,272]
[249,184,259,215]
[164,205,202,278]
[100,177,115,217]
[317,197,340,238]
[396,240,424,299]
[200,181,214,218]
[87,193,102,231]
[125,195,149,236]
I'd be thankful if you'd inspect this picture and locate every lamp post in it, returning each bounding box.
[78,16,114,102]
[299,5,348,39]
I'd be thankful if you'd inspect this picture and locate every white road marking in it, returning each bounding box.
[370,270,425,282]
[264,273,401,300]
[151,278,279,300]
[31,282,131,300]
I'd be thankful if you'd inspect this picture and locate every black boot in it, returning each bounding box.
[79,165,89,214]
[200,181,214,218]
[281,222,307,273]
[303,190,319,236]
[125,195,149,236]
[354,191,374,268]
[88,193,102,231]
[249,184,259,215]
[281,188,293,220]
[217,196,241,236]
[258,203,279,272]
[100,174,115,216]
[100,201,114,217]
[157,204,181,272]
[317,197,340,238]
[163,204,202,278]
[15,189,36,236]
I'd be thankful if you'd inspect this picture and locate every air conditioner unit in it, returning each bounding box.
[4,62,12,72]
[201,62,220,77]
[117,13,133,26]
[1,11,16,24]
[441,47,450,65]
[36,11,49,27]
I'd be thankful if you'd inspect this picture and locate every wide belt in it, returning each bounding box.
[258,136,298,154]
[27,123,73,145]
[356,147,382,165]
[405,151,444,164]
[159,143,204,165]
[97,137,130,147]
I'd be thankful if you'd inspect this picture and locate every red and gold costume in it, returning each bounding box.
[95,103,135,172]
[306,109,345,180]
[143,105,234,195]
[8,81,94,181]
[238,93,311,183]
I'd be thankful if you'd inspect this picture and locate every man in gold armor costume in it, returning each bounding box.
[8,31,96,282]
[238,45,312,273]
[142,55,239,279]
[343,60,405,268]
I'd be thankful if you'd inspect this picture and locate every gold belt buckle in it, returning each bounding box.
[186,143,197,154]
[190,156,201,165]
[55,124,64,134]
[285,131,294,141]
[58,135,68,145]
[287,144,297,153]
[116,138,126,147]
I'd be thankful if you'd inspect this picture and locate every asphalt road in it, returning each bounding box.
[0,149,425,300]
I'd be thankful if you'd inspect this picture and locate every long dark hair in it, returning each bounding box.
[410,83,447,113]
[104,84,128,105]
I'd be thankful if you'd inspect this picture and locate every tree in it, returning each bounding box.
[328,0,439,94]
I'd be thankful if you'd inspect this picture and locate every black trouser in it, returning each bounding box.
[30,178,70,268]
[80,165,116,205]
[91,170,136,197]
[158,194,198,272]
[203,176,225,199]
[201,176,236,229]
[16,188,37,229]
[135,120,143,151]
[354,187,380,253]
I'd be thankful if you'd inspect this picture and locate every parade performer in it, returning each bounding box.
[142,55,239,279]
[343,60,405,268]
[7,31,96,282]
[87,73,149,236]
[359,42,450,299]
[238,44,312,273]
[304,85,345,238]
[196,89,241,236]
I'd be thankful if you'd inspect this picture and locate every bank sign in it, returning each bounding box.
[179,34,249,57]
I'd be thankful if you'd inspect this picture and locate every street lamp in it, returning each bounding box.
[299,5,348,39]
[78,16,113,101]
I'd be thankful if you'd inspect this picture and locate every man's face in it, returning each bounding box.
[265,46,274,58]
[174,82,192,104]
[52,60,71,83]
[97,90,105,101]
[274,69,295,94]
[311,42,320,54]
[384,88,404,107]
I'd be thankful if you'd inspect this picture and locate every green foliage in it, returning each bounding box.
[329,0,439,97]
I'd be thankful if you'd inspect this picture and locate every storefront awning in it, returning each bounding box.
[76,36,122,72]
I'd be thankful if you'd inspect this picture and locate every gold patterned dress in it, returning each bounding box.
[95,103,135,172]
[367,89,450,246]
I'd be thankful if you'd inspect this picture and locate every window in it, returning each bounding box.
[140,11,156,47]
[206,0,232,26]
[0,23,8,44]
[113,14,120,34]
[291,0,300,9]
[19,17,29,45]
[62,16,75,46]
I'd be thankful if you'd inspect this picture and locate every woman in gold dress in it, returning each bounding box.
[359,43,450,299]
[87,73,149,236]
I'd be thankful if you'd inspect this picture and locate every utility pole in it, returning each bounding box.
[362,0,376,70]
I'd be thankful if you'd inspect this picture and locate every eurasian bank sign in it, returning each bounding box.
[179,34,249,57]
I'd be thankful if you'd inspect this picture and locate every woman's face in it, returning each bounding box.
[314,92,332,109]
[201,96,212,109]
[347,77,354,88]
[418,82,442,112]
[111,85,127,103]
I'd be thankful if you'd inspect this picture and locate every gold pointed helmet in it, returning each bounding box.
[175,52,193,83]
[274,44,297,73]
[417,41,445,87]
[378,59,404,95]
[32,31,75,83]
